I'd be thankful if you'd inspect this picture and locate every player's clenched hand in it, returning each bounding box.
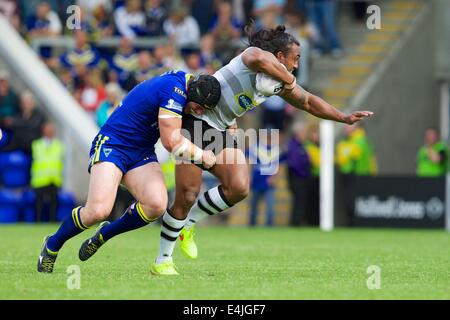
[202,150,217,169]
[344,111,374,125]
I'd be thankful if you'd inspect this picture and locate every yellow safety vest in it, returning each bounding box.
[31,138,64,188]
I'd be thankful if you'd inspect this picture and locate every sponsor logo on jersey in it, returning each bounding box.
[164,99,183,112]
[173,87,187,98]
[235,93,255,111]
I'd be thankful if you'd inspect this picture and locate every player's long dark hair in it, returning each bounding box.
[245,21,299,56]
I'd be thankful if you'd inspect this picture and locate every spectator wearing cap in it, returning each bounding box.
[114,0,147,39]
[163,5,200,48]
[1,91,46,154]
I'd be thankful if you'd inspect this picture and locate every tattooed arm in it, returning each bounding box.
[279,85,374,125]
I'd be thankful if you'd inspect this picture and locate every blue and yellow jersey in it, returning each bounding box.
[100,70,191,149]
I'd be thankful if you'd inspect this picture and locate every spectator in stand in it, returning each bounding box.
[58,68,76,93]
[199,34,223,74]
[31,121,64,222]
[76,0,112,21]
[0,70,19,123]
[261,95,288,135]
[1,90,46,154]
[287,121,312,226]
[18,0,59,23]
[89,2,115,40]
[248,128,282,227]
[163,5,200,48]
[416,127,449,177]
[161,43,184,70]
[144,0,167,36]
[114,0,147,39]
[26,1,62,68]
[110,37,138,91]
[184,0,215,35]
[134,50,154,84]
[59,30,102,75]
[336,123,377,224]
[253,0,286,27]
[181,48,208,76]
[77,70,106,115]
[208,0,242,63]
[96,82,123,128]
[148,45,170,78]
[26,2,62,38]
[336,123,377,177]
[305,0,343,58]
[304,123,320,225]
[285,10,319,89]
[0,0,21,30]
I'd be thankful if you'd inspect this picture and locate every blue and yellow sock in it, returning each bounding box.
[47,206,89,252]
[100,202,155,242]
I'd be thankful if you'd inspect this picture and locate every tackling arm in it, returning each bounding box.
[158,109,215,168]
[279,85,374,125]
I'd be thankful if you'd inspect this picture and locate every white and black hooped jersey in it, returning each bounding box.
[191,47,269,131]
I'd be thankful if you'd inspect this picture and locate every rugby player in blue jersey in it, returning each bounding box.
[37,71,221,273]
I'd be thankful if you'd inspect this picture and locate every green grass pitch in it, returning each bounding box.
[0,224,449,300]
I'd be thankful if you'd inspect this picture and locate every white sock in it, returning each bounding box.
[157,209,187,264]
[184,185,232,229]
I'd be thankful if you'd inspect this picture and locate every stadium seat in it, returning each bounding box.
[0,189,21,223]
[0,129,11,149]
[0,151,31,188]
[22,189,36,223]
[57,190,76,222]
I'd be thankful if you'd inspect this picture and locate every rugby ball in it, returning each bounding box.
[255,72,284,96]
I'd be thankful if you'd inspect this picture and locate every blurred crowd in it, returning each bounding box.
[0,0,375,125]
[13,0,448,226]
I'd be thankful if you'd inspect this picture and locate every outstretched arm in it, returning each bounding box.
[279,85,374,125]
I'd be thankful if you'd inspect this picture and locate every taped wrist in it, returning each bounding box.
[172,137,203,161]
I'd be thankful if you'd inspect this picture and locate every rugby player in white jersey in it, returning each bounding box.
[149,23,373,275]
[75,23,373,276]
